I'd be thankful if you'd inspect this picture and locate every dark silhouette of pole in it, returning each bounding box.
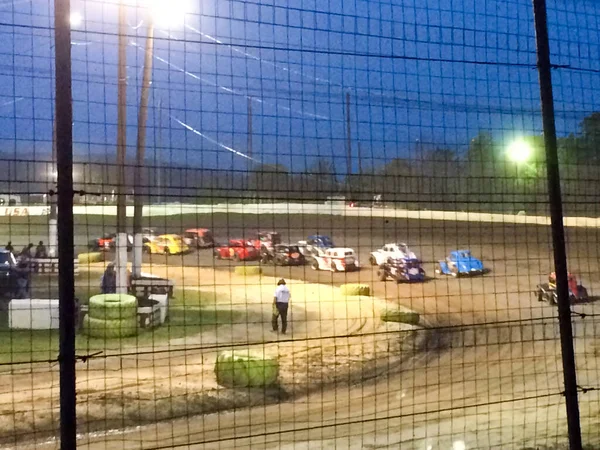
[346,92,352,176]
[156,97,162,203]
[345,92,352,198]
[116,1,128,292]
[53,0,76,446]
[532,1,583,449]
[357,142,363,174]
[247,97,254,165]
[133,16,155,277]
[49,118,58,257]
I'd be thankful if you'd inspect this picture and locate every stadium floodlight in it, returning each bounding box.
[507,139,533,163]
[70,12,82,27]
[149,0,188,27]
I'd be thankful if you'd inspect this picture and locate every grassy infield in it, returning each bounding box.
[0,281,243,365]
[0,213,250,364]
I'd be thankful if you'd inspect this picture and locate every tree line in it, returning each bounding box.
[2,112,600,216]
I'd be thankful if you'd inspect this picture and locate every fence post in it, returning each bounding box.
[532,1,583,448]
[53,0,77,447]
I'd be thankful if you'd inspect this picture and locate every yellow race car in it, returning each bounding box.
[144,234,189,255]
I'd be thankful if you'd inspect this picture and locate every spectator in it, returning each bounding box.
[35,241,48,258]
[19,243,34,261]
[14,261,30,299]
[101,263,117,294]
[5,241,14,255]
[271,278,291,334]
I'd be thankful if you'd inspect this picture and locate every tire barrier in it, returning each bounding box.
[83,294,139,338]
[381,309,420,325]
[215,350,279,388]
[82,315,138,338]
[77,252,104,264]
[233,266,262,276]
[339,283,371,296]
[88,294,138,320]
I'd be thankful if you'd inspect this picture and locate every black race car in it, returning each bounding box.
[261,244,306,266]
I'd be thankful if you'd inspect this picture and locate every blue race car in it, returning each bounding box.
[306,235,334,248]
[298,234,335,257]
[436,250,484,277]
[378,257,426,283]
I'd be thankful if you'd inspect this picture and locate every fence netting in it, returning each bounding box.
[1,0,600,448]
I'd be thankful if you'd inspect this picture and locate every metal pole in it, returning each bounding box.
[49,119,58,257]
[53,0,76,447]
[156,97,162,203]
[116,1,129,292]
[133,16,155,277]
[247,96,253,189]
[345,92,352,198]
[532,1,583,448]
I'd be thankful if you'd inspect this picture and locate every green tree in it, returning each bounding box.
[249,164,290,200]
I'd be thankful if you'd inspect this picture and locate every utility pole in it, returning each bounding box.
[115,1,129,293]
[247,97,253,190]
[54,0,76,445]
[156,97,162,204]
[532,1,583,449]
[357,142,363,174]
[345,92,352,198]
[133,16,155,277]
[49,120,58,257]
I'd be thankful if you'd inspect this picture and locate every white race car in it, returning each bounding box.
[369,242,416,266]
[310,247,360,272]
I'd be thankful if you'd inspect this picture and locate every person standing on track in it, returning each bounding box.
[272,278,291,334]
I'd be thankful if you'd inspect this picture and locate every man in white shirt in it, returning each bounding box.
[272,278,291,334]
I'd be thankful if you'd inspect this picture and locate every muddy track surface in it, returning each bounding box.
[7,214,600,449]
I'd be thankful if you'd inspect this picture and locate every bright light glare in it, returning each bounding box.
[452,441,466,450]
[70,12,82,27]
[507,139,533,163]
[150,0,187,27]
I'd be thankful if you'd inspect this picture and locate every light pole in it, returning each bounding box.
[132,15,155,278]
[115,1,129,293]
[48,12,82,258]
[132,2,186,277]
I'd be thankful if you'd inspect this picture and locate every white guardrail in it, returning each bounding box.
[3,203,600,228]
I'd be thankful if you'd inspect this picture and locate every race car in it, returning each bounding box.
[141,228,158,243]
[298,235,335,256]
[261,244,305,266]
[214,239,260,261]
[377,257,425,283]
[183,228,215,248]
[310,247,359,272]
[436,250,484,277]
[248,231,281,252]
[144,234,189,255]
[536,272,589,305]
[88,233,133,251]
[369,243,416,266]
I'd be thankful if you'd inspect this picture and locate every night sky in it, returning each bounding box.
[0,0,599,173]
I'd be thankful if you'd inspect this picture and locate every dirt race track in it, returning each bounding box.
[8,213,600,449]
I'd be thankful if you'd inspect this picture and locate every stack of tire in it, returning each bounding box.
[83,294,138,338]
[215,350,279,388]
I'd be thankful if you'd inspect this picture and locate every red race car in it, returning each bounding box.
[214,239,260,261]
